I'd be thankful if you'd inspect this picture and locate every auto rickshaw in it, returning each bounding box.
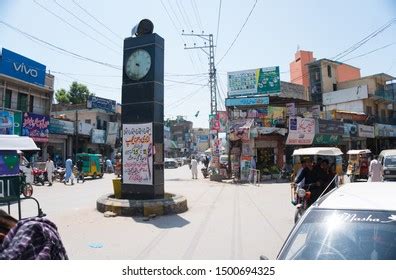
[75,153,103,179]
[346,149,372,182]
[291,147,344,222]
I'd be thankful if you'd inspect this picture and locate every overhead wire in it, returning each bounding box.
[215,0,222,51]
[191,0,204,32]
[0,20,122,70]
[166,84,208,109]
[216,0,258,66]
[71,0,123,40]
[53,0,121,48]
[33,0,120,54]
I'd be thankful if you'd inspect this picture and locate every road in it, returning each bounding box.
[1,163,295,260]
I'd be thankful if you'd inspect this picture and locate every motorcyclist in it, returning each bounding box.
[294,158,320,207]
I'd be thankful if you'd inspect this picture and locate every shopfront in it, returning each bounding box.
[48,118,74,165]
[374,124,396,153]
[21,112,49,160]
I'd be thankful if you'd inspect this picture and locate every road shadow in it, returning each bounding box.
[132,214,190,229]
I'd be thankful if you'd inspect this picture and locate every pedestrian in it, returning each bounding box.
[106,158,113,173]
[76,157,84,183]
[369,155,383,182]
[249,156,257,182]
[190,155,198,179]
[64,157,74,185]
[45,156,55,186]
[0,210,68,260]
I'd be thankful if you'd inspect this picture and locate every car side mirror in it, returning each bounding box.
[259,255,269,260]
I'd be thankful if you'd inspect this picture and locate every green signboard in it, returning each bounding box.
[313,134,340,145]
[257,66,280,94]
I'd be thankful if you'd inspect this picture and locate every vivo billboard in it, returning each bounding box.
[0,48,46,87]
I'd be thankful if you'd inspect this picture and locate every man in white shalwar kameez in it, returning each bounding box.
[369,156,383,182]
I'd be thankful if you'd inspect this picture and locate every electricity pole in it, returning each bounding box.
[182,32,217,115]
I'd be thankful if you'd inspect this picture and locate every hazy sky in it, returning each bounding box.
[1,0,395,127]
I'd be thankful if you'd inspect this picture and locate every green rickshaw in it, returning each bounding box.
[76,153,103,179]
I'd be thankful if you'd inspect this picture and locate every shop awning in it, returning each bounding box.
[0,135,40,151]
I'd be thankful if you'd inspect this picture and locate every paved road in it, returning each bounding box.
[1,164,295,260]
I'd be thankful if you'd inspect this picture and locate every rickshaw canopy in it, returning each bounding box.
[347,149,372,155]
[0,135,40,151]
[292,147,343,157]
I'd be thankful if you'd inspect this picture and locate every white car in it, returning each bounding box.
[276,182,396,260]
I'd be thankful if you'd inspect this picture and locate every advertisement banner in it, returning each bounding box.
[343,123,358,138]
[357,124,374,138]
[374,124,396,137]
[230,108,268,119]
[286,117,315,145]
[228,119,254,141]
[217,111,228,133]
[313,135,340,145]
[78,121,92,135]
[49,118,75,135]
[227,66,280,97]
[225,96,269,107]
[209,114,220,131]
[323,85,368,105]
[122,123,153,185]
[0,151,19,176]
[0,111,15,135]
[318,119,344,135]
[87,96,116,113]
[106,122,119,145]
[21,112,49,142]
[91,129,106,144]
[0,48,46,87]
[197,135,209,143]
[286,103,296,117]
[310,105,321,118]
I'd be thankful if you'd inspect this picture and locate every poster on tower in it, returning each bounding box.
[122,123,153,185]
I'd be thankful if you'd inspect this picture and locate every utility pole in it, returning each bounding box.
[182,32,217,115]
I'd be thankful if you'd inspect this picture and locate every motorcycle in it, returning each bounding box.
[201,167,209,178]
[293,183,312,224]
[32,167,48,186]
[278,167,292,181]
[54,166,66,182]
[19,171,33,197]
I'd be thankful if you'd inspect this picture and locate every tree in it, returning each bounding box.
[54,82,94,104]
[68,81,94,104]
[55,88,70,104]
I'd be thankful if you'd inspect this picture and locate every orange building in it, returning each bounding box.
[289,50,315,88]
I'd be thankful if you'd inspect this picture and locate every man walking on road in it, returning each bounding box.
[369,155,383,182]
[64,157,74,185]
[45,156,55,186]
[190,156,198,179]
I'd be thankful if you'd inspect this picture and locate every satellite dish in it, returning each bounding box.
[131,19,154,37]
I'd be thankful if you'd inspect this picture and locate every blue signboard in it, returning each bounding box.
[49,118,75,135]
[225,96,269,107]
[87,96,116,113]
[0,48,46,86]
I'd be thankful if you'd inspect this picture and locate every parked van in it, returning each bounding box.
[378,149,396,181]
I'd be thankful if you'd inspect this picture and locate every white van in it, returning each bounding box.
[378,149,396,181]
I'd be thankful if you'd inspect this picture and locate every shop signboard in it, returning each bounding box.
[323,85,368,106]
[357,124,374,138]
[343,123,358,138]
[228,67,280,97]
[317,119,344,135]
[91,129,106,144]
[106,122,119,145]
[225,96,269,107]
[313,135,340,145]
[228,119,254,141]
[49,118,75,135]
[240,155,252,182]
[197,135,209,143]
[217,111,228,133]
[21,112,49,142]
[310,105,320,118]
[87,96,116,113]
[375,124,396,137]
[0,110,22,135]
[230,108,268,119]
[0,48,46,87]
[122,123,153,185]
[78,121,92,135]
[286,117,315,145]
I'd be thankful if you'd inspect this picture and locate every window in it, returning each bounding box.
[381,109,386,121]
[29,95,34,112]
[4,89,12,108]
[366,106,372,115]
[315,72,320,81]
[17,92,28,112]
[333,84,337,91]
[327,65,332,78]
[103,120,107,130]
[85,119,91,124]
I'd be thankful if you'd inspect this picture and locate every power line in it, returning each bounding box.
[191,0,203,32]
[71,0,123,40]
[53,0,121,48]
[0,20,122,70]
[341,42,396,62]
[33,0,119,54]
[215,0,222,50]
[54,71,121,90]
[217,0,258,66]
[167,84,208,109]
[165,78,208,86]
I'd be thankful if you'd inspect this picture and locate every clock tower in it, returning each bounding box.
[121,24,164,199]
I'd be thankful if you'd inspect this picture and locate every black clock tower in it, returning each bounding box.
[121,31,164,199]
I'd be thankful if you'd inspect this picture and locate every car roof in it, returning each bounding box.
[379,149,396,157]
[292,147,343,156]
[316,182,396,211]
[346,149,372,155]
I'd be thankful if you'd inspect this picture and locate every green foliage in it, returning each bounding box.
[55,82,94,104]
[269,165,280,174]
[55,88,70,104]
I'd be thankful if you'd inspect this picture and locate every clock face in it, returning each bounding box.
[125,49,152,81]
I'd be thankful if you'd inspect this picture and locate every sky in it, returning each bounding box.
[1,0,396,128]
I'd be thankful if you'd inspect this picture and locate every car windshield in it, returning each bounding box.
[278,209,396,260]
[384,156,396,167]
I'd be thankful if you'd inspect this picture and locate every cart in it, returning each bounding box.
[0,135,45,220]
